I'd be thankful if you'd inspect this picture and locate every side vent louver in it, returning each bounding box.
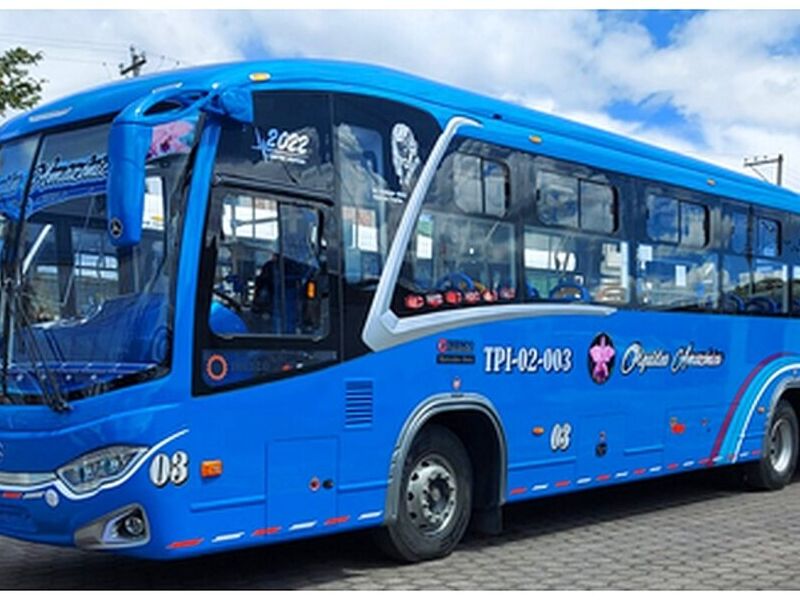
[345,379,374,428]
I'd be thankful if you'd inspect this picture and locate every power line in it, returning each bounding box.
[0,31,125,52]
[744,154,783,186]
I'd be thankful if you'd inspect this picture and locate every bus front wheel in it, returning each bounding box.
[744,399,799,490]
[377,424,473,562]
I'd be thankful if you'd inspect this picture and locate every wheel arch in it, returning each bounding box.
[769,378,800,424]
[384,393,507,524]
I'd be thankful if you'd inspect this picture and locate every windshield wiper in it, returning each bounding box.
[4,279,70,412]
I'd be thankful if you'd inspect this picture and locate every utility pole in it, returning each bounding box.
[118,45,147,78]
[744,154,784,186]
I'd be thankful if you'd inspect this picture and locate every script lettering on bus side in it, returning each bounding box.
[620,341,724,375]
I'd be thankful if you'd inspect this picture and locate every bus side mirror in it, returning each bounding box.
[106,85,254,247]
[106,121,150,247]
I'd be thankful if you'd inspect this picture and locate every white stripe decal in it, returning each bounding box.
[649,466,662,473]
[357,511,383,521]
[733,363,800,460]
[212,532,244,543]
[532,483,549,492]
[22,491,44,500]
[683,460,695,467]
[289,520,317,531]
[615,471,629,479]
[577,477,591,485]
[0,429,189,500]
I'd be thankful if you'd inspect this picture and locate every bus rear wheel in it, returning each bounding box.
[744,399,799,490]
[377,424,472,562]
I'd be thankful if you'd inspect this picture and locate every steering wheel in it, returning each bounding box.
[212,286,244,313]
[435,272,475,292]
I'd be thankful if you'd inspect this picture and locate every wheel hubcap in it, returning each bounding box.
[405,454,457,535]
[769,417,794,475]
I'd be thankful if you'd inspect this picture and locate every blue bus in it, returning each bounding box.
[0,59,798,562]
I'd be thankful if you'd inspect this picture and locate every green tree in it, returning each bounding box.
[0,47,45,117]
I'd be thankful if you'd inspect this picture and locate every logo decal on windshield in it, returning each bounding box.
[30,153,108,193]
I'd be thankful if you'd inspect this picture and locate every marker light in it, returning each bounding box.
[404,294,425,310]
[57,446,146,494]
[529,134,543,144]
[444,289,463,306]
[425,293,444,308]
[249,72,271,82]
[201,460,223,479]
[464,290,481,305]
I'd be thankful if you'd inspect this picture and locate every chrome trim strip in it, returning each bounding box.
[361,114,617,351]
[0,471,56,487]
[361,115,481,352]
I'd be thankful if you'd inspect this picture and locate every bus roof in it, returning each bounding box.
[2,58,798,213]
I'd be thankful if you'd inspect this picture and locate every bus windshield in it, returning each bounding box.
[0,118,197,406]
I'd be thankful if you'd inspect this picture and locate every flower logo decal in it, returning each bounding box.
[588,333,616,385]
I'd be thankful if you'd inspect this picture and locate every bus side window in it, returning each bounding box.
[392,148,516,313]
[638,193,717,311]
[209,192,327,337]
[523,230,629,305]
[750,216,787,314]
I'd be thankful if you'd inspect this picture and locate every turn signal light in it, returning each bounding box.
[201,460,223,479]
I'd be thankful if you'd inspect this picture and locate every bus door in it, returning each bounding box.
[199,186,342,525]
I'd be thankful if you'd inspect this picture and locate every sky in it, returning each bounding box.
[2,9,800,190]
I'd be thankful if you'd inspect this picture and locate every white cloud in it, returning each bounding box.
[2,10,800,189]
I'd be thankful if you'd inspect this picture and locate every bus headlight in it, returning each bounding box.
[56,446,146,494]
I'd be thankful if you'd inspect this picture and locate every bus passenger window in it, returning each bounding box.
[579,180,616,233]
[209,192,327,337]
[747,217,786,314]
[637,244,717,311]
[646,194,679,243]
[680,202,708,248]
[523,230,629,305]
[757,218,780,258]
[537,171,578,228]
[792,266,800,315]
[751,259,787,314]
[392,148,515,314]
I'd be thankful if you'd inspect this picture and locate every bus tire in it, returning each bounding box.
[743,399,799,491]
[377,424,472,562]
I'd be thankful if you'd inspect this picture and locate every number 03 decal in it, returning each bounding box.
[150,451,189,487]
[550,423,572,452]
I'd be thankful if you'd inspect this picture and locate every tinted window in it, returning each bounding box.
[524,229,629,305]
[756,217,780,257]
[452,154,509,217]
[680,202,708,248]
[208,191,328,338]
[580,180,616,233]
[637,243,717,310]
[723,208,749,254]
[335,94,440,285]
[646,194,679,243]
[537,171,578,228]
[393,144,516,314]
[216,92,333,192]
